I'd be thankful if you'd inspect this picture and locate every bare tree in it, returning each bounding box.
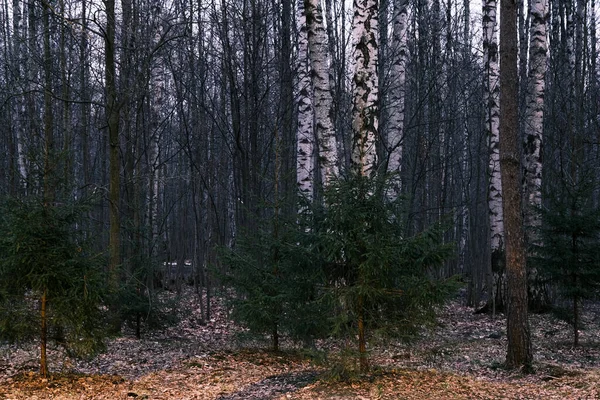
[40,0,54,377]
[104,0,121,299]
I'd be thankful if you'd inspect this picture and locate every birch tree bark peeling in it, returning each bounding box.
[523,0,548,228]
[386,0,409,197]
[305,0,339,188]
[297,0,315,201]
[351,0,379,177]
[523,0,549,311]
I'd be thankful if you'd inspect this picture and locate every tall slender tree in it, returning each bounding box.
[499,0,533,371]
[297,0,315,202]
[11,0,26,189]
[305,0,339,188]
[351,0,379,178]
[350,0,379,372]
[40,0,54,377]
[386,0,409,198]
[483,0,505,311]
[523,0,549,310]
[105,0,122,317]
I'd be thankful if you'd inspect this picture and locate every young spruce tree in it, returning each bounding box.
[533,172,600,346]
[315,174,457,372]
[221,174,457,371]
[218,204,327,351]
[0,196,108,377]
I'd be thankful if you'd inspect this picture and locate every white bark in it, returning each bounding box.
[351,0,379,177]
[305,0,339,187]
[386,0,408,196]
[12,0,27,184]
[296,0,315,202]
[149,23,166,257]
[523,0,548,231]
[483,0,504,256]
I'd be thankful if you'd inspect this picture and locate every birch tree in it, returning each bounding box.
[11,0,27,189]
[483,0,505,309]
[523,0,549,310]
[297,0,315,201]
[499,0,533,371]
[386,0,409,197]
[305,0,339,188]
[351,0,379,178]
[350,0,379,372]
[523,0,547,232]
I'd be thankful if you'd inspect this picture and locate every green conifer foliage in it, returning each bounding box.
[316,174,457,371]
[118,263,178,339]
[0,197,108,375]
[220,174,457,371]
[534,173,600,346]
[218,206,327,351]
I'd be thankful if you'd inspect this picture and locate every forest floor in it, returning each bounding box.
[1,289,600,399]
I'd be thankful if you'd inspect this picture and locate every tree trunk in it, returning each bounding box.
[305,0,339,188]
[523,0,549,311]
[40,3,52,377]
[499,0,533,371]
[573,290,579,347]
[11,0,27,188]
[358,295,368,373]
[351,0,379,178]
[42,0,53,202]
[386,0,409,198]
[59,0,72,188]
[279,0,295,214]
[40,288,48,378]
[297,0,315,201]
[105,0,121,328]
[483,0,506,312]
[149,20,165,272]
[350,0,379,374]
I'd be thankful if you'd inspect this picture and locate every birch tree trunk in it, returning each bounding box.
[523,0,547,233]
[297,0,315,202]
[351,0,379,178]
[12,0,27,188]
[483,0,505,310]
[305,0,339,188]
[523,0,549,311]
[386,0,409,198]
[350,0,379,373]
[149,15,166,264]
[500,0,533,371]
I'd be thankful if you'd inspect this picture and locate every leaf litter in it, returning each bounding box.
[1,289,600,399]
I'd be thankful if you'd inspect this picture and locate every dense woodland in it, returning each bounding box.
[1,0,600,383]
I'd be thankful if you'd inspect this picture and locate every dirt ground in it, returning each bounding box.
[1,290,600,399]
